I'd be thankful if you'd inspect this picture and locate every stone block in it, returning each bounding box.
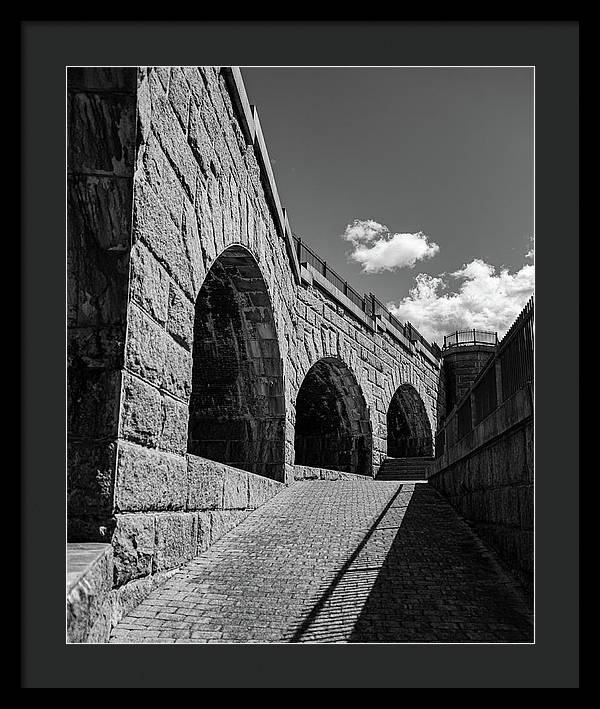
[196,511,212,554]
[120,372,163,447]
[222,467,249,509]
[161,336,192,401]
[187,455,224,510]
[125,304,166,388]
[112,513,156,586]
[67,543,113,643]
[68,366,121,440]
[69,91,136,177]
[133,177,197,300]
[159,395,189,455]
[148,70,198,203]
[152,512,198,573]
[168,66,192,133]
[67,441,117,539]
[247,472,284,509]
[115,441,187,512]
[209,510,250,545]
[129,241,170,325]
[167,282,195,351]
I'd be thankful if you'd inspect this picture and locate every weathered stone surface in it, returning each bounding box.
[222,466,249,509]
[159,395,189,455]
[69,174,133,252]
[68,67,137,93]
[125,304,166,388]
[209,510,251,545]
[196,511,212,553]
[161,336,192,401]
[186,455,224,510]
[115,441,187,512]
[68,442,117,541]
[68,366,121,440]
[120,372,162,447]
[110,567,178,630]
[67,543,113,643]
[153,512,198,573]
[293,465,364,482]
[247,473,284,509]
[112,514,156,585]
[129,241,170,325]
[166,283,194,351]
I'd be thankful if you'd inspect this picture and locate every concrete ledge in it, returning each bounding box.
[220,67,255,144]
[67,543,113,643]
[293,465,373,482]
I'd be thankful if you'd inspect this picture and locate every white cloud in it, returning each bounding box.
[342,219,439,273]
[388,257,535,345]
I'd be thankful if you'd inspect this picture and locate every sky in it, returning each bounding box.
[241,67,534,346]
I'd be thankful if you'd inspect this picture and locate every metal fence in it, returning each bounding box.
[497,296,534,401]
[443,329,498,349]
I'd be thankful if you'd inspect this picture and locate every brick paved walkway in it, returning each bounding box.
[110,481,533,643]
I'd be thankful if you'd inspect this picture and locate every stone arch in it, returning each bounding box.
[187,245,286,481]
[294,356,373,476]
[386,383,433,458]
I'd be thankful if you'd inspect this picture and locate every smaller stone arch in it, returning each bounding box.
[386,384,433,458]
[294,356,373,476]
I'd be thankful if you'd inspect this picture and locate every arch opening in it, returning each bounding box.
[187,246,285,481]
[386,384,433,458]
[294,357,373,476]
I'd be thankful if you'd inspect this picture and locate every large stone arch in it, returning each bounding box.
[187,244,286,481]
[386,383,433,458]
[294,356,373,476]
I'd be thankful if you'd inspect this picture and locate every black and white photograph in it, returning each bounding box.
[20,19,580,689]
[66,63,535,645]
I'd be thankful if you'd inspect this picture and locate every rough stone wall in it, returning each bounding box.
[68,66,443,602]
[67,68,137,541]
[429,385,533,594]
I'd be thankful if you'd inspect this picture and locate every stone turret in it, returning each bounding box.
[441,330,498,415]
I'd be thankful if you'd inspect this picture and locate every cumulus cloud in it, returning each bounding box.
[388,257,535,345]
[342,219,439,273]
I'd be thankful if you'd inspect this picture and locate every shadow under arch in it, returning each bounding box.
[294,356,373,476]
[187,245,285,481]
[387,383,433,458]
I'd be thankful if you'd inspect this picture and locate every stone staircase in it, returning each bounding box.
[375,456,434,481]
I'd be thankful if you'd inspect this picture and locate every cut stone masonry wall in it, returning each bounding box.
[67,65,443,619]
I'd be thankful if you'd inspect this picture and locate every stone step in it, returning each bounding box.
[375,456,434,481]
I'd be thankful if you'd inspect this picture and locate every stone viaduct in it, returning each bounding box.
[67,66,533,642]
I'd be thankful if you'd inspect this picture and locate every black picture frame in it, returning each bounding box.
[22,20,579,688]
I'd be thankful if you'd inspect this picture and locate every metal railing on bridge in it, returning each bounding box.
[443,329,498,349]
[293,235,442,359]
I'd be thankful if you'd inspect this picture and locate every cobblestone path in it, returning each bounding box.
[110,481,533,643]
